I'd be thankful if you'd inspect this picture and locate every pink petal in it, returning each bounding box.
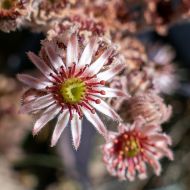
[89,100,121,121]
[45,45,65,70]
[20,94,55,113]
[82,108,107,137]
[78,37,97,67]
[142,124,162,135]
[97,62,125,81]
[149,134,172,145]
[51,110,70,147]
[27,52,55,79]
[17,74,50,90]
[154,146,174,160]
[96,86,130,98]
[66,34,78,67]
[33,104,61,135]
[88,47,113,74]
[145,152,161,176]
[70,113,82,150]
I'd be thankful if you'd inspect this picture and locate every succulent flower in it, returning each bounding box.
[17,34,126,149]
[119,37,147,72]
[123,92,172,124]
[0,0,32,32]
[102,117,173,181]
[146,45,179,95]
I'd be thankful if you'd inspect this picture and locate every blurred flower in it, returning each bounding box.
[0,75,32,161]
[47,13,110,45]
[18,33,126,150]
[146,44,179,95]
[102,117,173,181]
[0,0,32,32]
[119,37,147,72]
[123,92,172,124]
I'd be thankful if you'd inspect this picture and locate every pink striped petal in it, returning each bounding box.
[27,52,55,79]
[70,113,82,150]
[20,94,54,113]
[88,47,113,74]
[17,74,50,90]
[51,110,70,147]
[66,34,78,67]
[97,62,125,81]
[78,37,97,67]
[82,108,107,137]
[33,104,61,135]
[45,45,65,70]
[90,100,121,121]
[95,86,130,98]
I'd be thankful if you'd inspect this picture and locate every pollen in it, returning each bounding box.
[60,78,86,104]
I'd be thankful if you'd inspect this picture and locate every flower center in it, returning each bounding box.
[114,132,141,158]
[60,78,86,104]
[1,0,13,9]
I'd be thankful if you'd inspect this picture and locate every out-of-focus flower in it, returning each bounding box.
[85,0,144,36]
[0,0,32,32]
[28,0,86,32]
[17,33,126,150]
[126,70,153,96]
[47,14,110,45]
[146,44,179,95]
[123,92,172,124]
[102,117,173,181]
[0,75,32,161]
[119,37,147,72]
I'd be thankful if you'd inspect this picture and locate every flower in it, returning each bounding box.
[124,92,172,124]
[102,117,173,181]
[0,0,32,32]
[145,44,179,95]
[17,33,126,149]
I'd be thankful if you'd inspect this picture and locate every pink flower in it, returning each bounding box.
[102,118,173,181]
[17,34,126,150]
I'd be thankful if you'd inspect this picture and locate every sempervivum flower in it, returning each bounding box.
[0,0,32,32]
[102,118,173,181]
[145,45,179,95]
[17,34,126,149]
[119,37,147,72]
[124,92,172,124]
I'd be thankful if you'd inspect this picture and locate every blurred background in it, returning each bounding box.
[1,14,190,190]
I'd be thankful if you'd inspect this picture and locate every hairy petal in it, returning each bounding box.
[27,52,55,79]
[66,34,78,67]
[33,104,61,136]
[51,110,70,147]
[90,100,121,121]
[82,108,107,137]
[17,74,50,90]
[70,113,82,150]
[20,94,55,113]
[88,47,113,74]
[78,37,97,67]
[97,62,125,81]
[45,45,65,70]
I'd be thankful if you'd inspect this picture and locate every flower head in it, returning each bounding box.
[0,0,32,32]
[102,118,173,181]
[17,34,126,149]
[124,92,172,124]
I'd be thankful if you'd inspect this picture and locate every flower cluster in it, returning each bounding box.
[0,0,182,183]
